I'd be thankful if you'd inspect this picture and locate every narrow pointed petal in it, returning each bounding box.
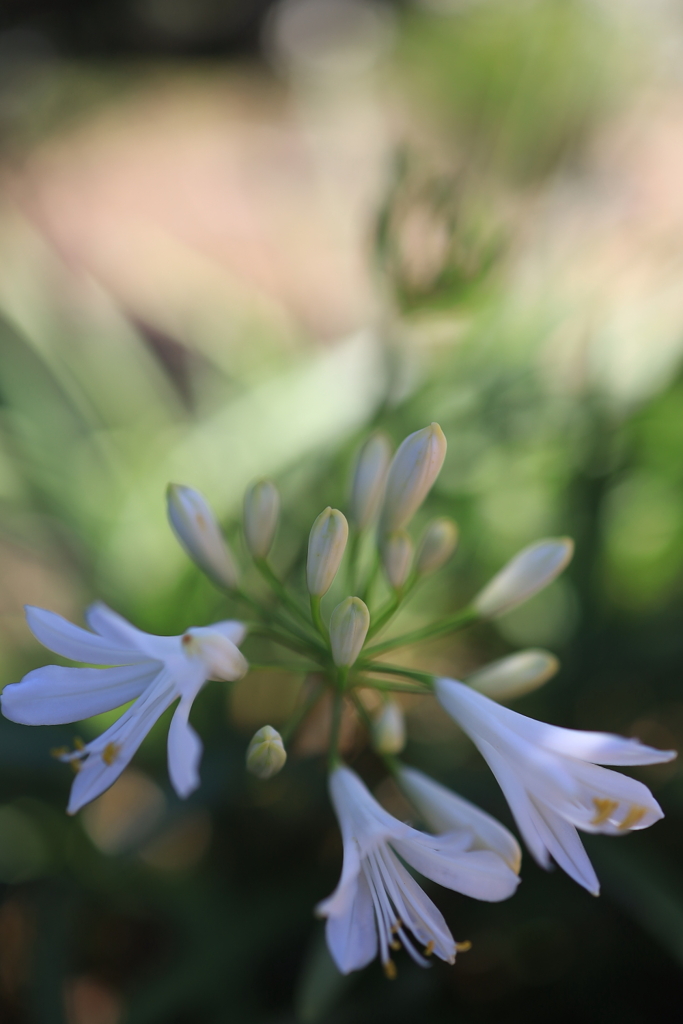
[528,799,600,895]
[66,673,177,814]
[392,839,519,902]
[26,607,149,665]
[398,765,521,872]
[167,697,203,798]
[210,620,248,647]
[325,872,378,974]
[1,663,159,725]
[85,603,180,661]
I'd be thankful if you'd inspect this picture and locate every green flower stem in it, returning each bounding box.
[362,606,479,658]
[234,586,325,655]
[352,677,429,696]
[367,594,401,639]
[247,625,324,660]
[328,671,346,769]
[347,527,362,594]
[254,558,312,628]
[350,690,374,736]
[281,678,325,743]
[310,595,329,642]
[247,661,321,673]
[358,662,434,688]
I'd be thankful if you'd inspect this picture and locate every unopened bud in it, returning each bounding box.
[416,517,459,576]
[473,538,574,619]
[379,423,447,535]
[467,649,559,701]
[329,597,370,667]
[382,530,414,590]
[167,484,239,589]
[246,726,287,779]
[372,700,406,754]
[181,627,249,681]
[307,507,349,597]
[243,479,280,559]
[350,431,392,528]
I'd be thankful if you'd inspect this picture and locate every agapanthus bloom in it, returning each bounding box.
[435,678,676,894]
[1,604,248,813]
[316,765,519,976]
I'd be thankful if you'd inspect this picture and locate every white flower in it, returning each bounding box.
[1,604,248,814]
[379,423,447,536]
[397,765,522,874]
[316,765,519,976]
[473,538,574,618]
[435,678,676,894]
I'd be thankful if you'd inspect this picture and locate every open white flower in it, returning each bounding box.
[316,765,519,977]
[1,604,248,814]
[435,678,676,894]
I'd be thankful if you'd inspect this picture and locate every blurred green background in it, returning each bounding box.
[0,0,682,1021]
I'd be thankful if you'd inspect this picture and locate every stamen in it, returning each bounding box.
[456,941,472,953]
[391,920,402,934]
[50,746,69,759]
[182,634,192,647]
[390,939,401,951]
[591,798,619,826]
[102,742,121,766]
[70,760,82,774]
[618,805,647,830]
[383,959,397,980]
[424,940,435,956]
[73,736,85,751]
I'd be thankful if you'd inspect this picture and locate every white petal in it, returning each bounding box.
[529,798,600,895]
[550,758,664,834]
[85,603,180,661]
[473,538,574,618]
[475,738,551,869]
[379,848,456,961]
[210,620,248,648]
[167,697,203,799]
[392,837,519,902]
[1,663,159,725]
[26,607,149,665]
[324,871,378,974]
[66,672,177,814]
[398,765,522,872]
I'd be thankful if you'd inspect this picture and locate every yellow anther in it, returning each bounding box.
[70,760,82,774]
[390,919,402,934]
[618,805,647,831]
[182,634,192,646]
[50,746,69,759]
[102,742,121,766]
[383,959,397,980]
[390,940,401,951]
[455,941,472,953]
[591,798,619,826]
[424,940,435,957]
[73,736,85,751]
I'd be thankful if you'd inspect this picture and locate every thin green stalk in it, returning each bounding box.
[310,595,329,642]
[247,625,323,660]
[350,690,374,736]
[247,661,320,673]
[362,606,479,658]
[367,594,400,639]
[352,677,429,696]
[328,686,344,769]
[358,662,434,688]
[254,558,312,627]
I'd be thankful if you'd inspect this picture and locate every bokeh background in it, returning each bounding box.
[0,0,683,1021]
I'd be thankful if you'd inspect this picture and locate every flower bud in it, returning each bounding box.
[246,726,287,779]
[467,649,559,701]
[167,484,240,589]
[473,537,574,619]
[243,479,280,559]
[415,517,459,576]
[372,700,406,754]
[181,627,249,681]
[379,423,447,535]
[350,431,392,528]
[329,597,370,667]
[382,530,413,590]
[306,507,349,596]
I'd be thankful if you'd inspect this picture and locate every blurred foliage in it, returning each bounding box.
[0,1,681,1022]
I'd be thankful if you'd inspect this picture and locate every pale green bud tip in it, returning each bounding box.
[380,423,447,535]
[382,530,414,590]
[166,483,239,590]
[473,537,574,619]
[329,597,370,667]
[350,431,392,529]
[467,649,559,701]
[306,507,349,597]
[246,725,287,779]
[243,479,280,559]
[416,517,459,576]
[372,701,406,754]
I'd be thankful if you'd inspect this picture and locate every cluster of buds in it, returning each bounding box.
[5,421,673,983]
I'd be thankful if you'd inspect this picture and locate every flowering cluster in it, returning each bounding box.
[1,424,675,979]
